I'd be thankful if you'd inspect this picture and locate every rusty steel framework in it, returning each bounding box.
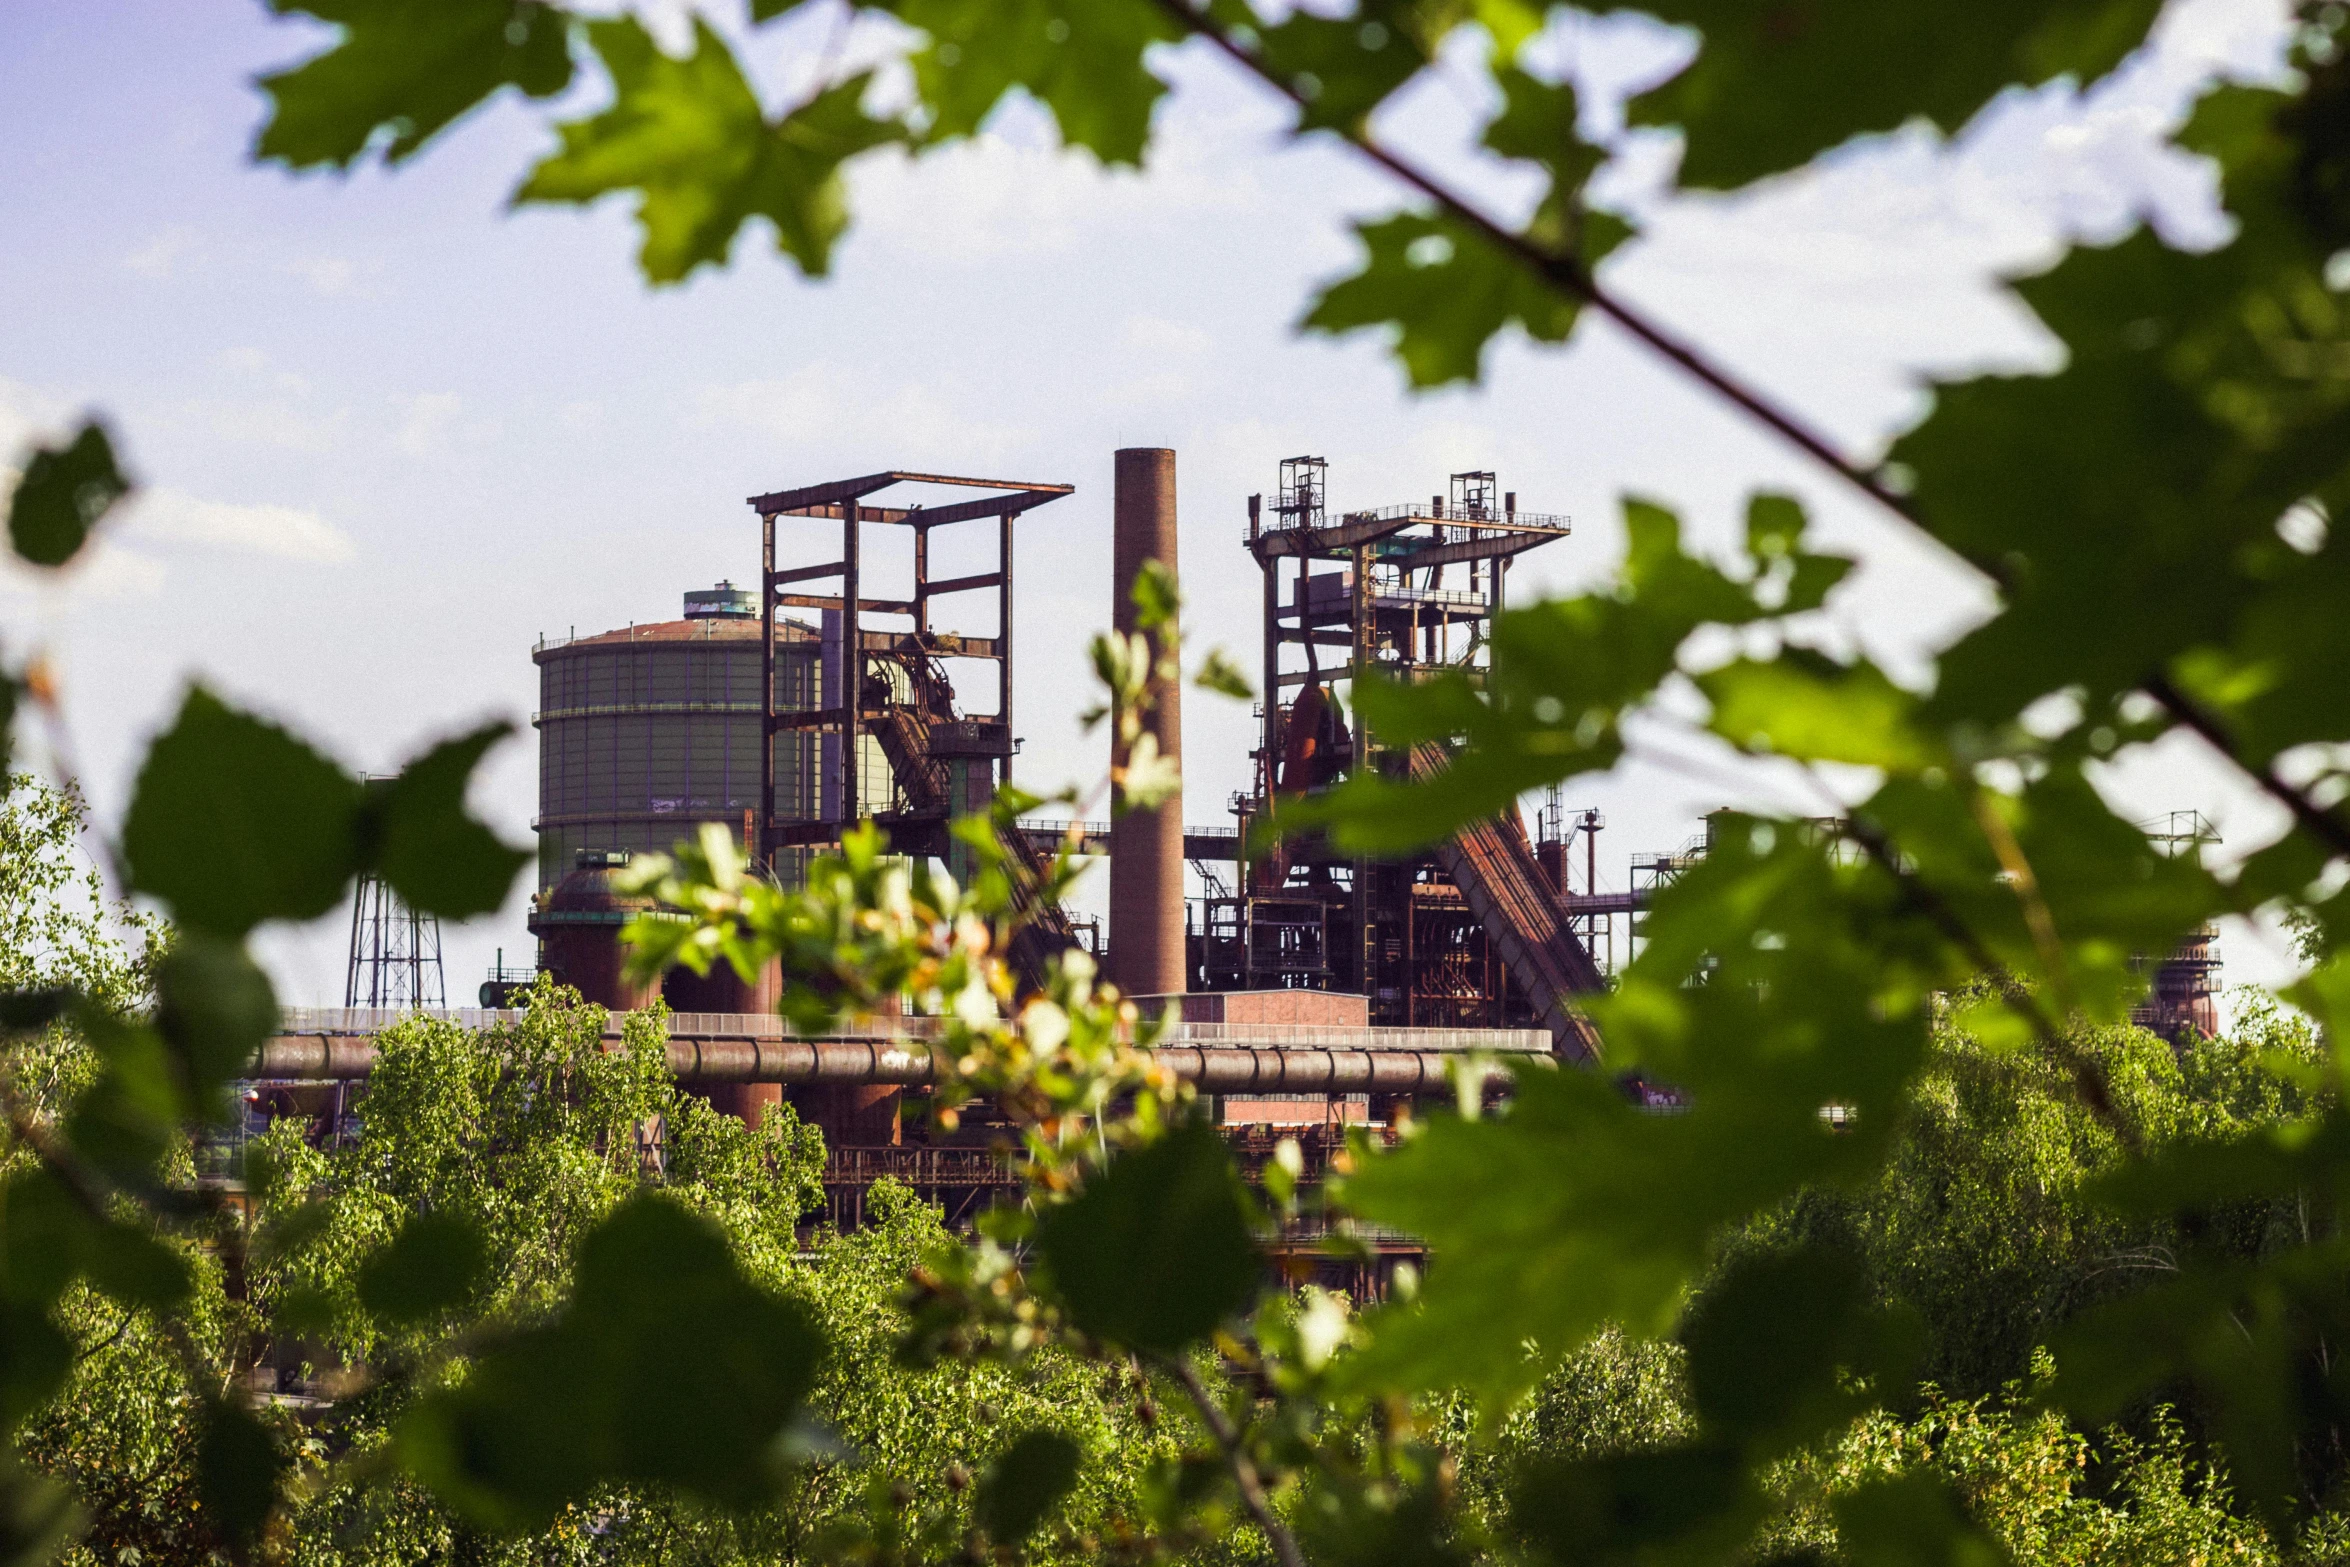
[1189,459,1605,1056]
[750,470,1072,863]
[747,472,1096,987]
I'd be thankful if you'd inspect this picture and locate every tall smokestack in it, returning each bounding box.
[1111,448,1185,999]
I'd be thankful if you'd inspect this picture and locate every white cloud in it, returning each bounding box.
[1104,371,1196,408]
[395,391,466,456]
[124,487,355,564]
[177,351,344,451]
[70,540,166,598]
[849,94,1279,266]
[1123,315,1212,356]
[197,398,348,452]
[696,366,1038,466]
[0,378,73,461]
[214,346,312,396]
[123,226,198,280]
[280,255,357,296]
[0,530,165,600]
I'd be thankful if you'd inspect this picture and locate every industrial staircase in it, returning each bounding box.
[1410,745,1606,1061]
[867,650,1079,990]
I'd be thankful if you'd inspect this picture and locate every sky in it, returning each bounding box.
[0,0,2302,1008]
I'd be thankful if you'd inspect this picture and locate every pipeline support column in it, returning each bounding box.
[1110,448,1185,998]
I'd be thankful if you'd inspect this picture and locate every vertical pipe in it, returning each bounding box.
[1255,509,1276,985]
[1349,544,1370,768]
[1349,541,1371,999]
[842,499,861,825]
[1110,448,1184,999]
[999,510,1017,794]
[760,511,775,872]
[1260,550,1278,796]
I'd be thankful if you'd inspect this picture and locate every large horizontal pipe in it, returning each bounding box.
[251,1035,1539,1092]
[1158,1047,1512,1094]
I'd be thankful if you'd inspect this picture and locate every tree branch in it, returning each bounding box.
[2144,675,2350,862]
[1157,1351,1308,1567]
[1150,0,2350,879]
[1147,0,1922,528]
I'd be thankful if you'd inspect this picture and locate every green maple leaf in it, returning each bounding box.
[1252,0,1432,136]
[1620,0,2165,190]
[254,0,575,169]
[1895,88,2350,734]
[515,18,906,284]
[1303,67,1629,388]
[883,0,1180,166]
[1303,206,1627,387]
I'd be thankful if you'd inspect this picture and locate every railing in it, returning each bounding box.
[1370,587,1491,610]
[1019,817,1112,843]
[823,1145,1016,1188]
[533,623,811,654]
[1258,500,1573,534]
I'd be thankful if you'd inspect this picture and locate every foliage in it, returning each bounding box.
[0,776,155,1016]
[1763,999,2332,1404]
[1757,1369,2284,1567]
[17,980,1179,1565]
[11,0,2350,1561]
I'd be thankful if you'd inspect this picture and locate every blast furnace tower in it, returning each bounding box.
[1193,460,1606,1055]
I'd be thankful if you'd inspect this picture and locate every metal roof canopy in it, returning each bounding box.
[748,471,1075,523]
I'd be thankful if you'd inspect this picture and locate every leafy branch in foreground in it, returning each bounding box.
[245,0,2350,868]
[0,420,855,1554]
[14,0,2350,1558]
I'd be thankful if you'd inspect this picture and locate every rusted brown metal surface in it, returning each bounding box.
[750,470,1072,876]
[1412,746,1605,1061]
[1194,460,1607,1052]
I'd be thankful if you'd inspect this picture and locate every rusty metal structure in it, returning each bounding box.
[748,470,1084,983]
[2134,811,2223,1040]
[749,471,1065,860]
[255,446,2230,1266]
[1188,459,1604,1057]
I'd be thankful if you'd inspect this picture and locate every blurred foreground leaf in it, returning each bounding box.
[197,1399,284,1555]
[255,0,575,169]
[516,18,903,283]
[121,688,363,937]
[6,421,129,569]
[359,1211,489,1325]
[399,1195,824,1530]
[1626,0,2163,190]
[977,1429,1083,1543]
[1035,1120,1259,1354]
[368,722,530,919]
